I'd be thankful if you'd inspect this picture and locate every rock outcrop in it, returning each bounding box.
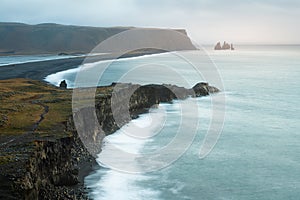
[59,80,67,89]
[214,42,222,50]
[214,41,234,50]
[222,41,230,50]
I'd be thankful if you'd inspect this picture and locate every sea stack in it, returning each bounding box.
[59,80,67,89]
[214,42,222,50]
[231,43,235,50]
[222,41,230,50]
[214,41,235,50]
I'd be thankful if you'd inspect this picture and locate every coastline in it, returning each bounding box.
[0,46,202,199]
[0,49,174,82]
[0,21,206,199]
[0,78,218,199]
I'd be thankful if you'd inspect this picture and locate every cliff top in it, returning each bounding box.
[0,78,218,165]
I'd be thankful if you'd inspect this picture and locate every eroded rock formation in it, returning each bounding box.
[214,41,234,50]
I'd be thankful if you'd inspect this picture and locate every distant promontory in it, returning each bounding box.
[0,22,196,55]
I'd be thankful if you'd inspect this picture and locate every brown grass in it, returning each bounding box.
[0,79,72,137]
[0,78,113,138]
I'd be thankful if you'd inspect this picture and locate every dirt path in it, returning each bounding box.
[31,103,49,132]
[0,101,49,147]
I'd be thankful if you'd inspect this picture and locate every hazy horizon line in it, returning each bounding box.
[1,21,300,46]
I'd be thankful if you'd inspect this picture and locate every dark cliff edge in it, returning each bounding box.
[0,79,219,199]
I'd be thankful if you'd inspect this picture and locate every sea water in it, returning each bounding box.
[46,45,300,199]
[0,54,80,66]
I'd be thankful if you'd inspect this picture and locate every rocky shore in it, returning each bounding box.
[0,79,219,199]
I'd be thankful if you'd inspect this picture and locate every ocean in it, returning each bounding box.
[6,45,300,199]
[0,54,80,66]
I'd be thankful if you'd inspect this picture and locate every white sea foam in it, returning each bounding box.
[44,67,80,87]
[85,105,171,200]
[98,105,166,164]
[86,169,161,200]
[44,52,172,87]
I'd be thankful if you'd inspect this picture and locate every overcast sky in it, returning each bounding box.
[1,0,299,44]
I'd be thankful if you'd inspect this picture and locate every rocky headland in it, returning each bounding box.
[0,22,196,56]
[0,79,219,199]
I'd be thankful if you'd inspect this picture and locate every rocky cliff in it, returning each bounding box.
[0,79,219,199]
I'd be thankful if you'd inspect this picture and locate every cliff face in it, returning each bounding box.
[73,83,219,157]
[0,22,196,55]
[0,135,92,200]
[16,138,81,199]
[0,79,219,199]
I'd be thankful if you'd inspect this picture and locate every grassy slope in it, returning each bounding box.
[0,79,71,136]
[0,79,73,165]
[0,79,114,165]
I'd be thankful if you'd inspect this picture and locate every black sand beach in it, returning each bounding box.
[0,54,111,81]
[0,49,171,82]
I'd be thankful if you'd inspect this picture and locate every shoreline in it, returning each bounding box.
[0,49,210,199]
[72,82,220,198]
[0,49,173,82]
